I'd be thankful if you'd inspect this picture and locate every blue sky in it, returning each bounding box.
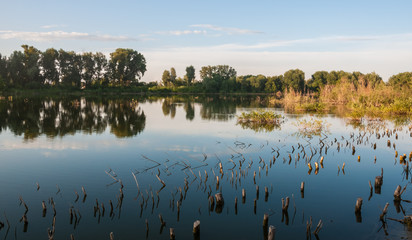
[1,0,411,81]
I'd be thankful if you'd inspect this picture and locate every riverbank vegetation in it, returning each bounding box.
[0,45,411,118]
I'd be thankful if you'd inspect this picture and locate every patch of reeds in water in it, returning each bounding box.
[237,110,284,132]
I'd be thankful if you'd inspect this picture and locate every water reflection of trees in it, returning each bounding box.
[158,95,284,123]
[160,96,250,121]
[0,97,145,139]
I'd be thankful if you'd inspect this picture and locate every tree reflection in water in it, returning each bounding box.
[0,97,146,139]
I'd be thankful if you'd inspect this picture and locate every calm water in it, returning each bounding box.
[0,95,411,240]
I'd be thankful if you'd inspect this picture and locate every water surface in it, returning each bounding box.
[0,95,411,239]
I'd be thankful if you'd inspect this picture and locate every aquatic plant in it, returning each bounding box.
[237,110,283,124]
[237,110,284,132]
[293,117,331,138]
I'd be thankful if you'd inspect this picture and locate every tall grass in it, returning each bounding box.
[283,78,412,118]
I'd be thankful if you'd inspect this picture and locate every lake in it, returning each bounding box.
[0,95,411,240]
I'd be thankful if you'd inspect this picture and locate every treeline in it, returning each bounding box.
[158,65,411,94]
[0,45,146,90]
[1,45,411,95]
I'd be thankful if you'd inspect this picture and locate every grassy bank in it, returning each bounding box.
[283,78,412,119]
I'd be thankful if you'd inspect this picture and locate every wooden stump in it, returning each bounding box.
[215,193,224,214]
[242,189,246,203]
[380,203,389,221]
[193,220,200,235]
[256,185,260,199]
[355,198,363,213]
[263,213,269,227]
[268,225,276,240]
[170,228,175,240]
[394,185,402,201]
[375,176,383,194]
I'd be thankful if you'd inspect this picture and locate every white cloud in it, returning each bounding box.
[40,24,66,29]
[156,24,262,36]
[190,24,263,35]
[0,30,137,42]
[157,30,207,36]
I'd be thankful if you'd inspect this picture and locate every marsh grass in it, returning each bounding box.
[284,78,412,119]
[283,90,327,112]
[237,110,284,132]
[237,110,283,123]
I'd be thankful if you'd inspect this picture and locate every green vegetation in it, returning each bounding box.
[237,110,284,132]
[238,110,283,123]
[0,45,411,119]
[0,45,146,90]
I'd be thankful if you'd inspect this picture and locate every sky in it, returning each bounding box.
[0,0,411,82]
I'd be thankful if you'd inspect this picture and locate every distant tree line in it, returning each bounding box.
[1,45,411,94]
[159,64,411,94]
[0,45,146,89]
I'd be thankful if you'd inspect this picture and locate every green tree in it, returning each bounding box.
[236,76,251,92]
[388,72,412,90]
[40,48,59,85]
[0,54,7,88]
[327,70,351,85]
[58,49,82,87]
[93,52,108,86]
[265,75,284,93]
[284,69,305,93]
[363,72,383,89]
[81,52,95,86]
[109,48,146,85]
[170,67,176,86]
[307,71,328,92]
[7,51,25,87]
[200,65,236,93]
[185,65,195,86]
[21,45,42,87]
[162,70,171,87]
[248,74,267,92]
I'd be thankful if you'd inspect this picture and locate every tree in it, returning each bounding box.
[0,54,7,88]
[236,76,251,92]
[58,49,82,87]
[363,72,383,89]
[170,67,176,85]
[265,75,284,93]
[40,48,59,85]
[162,70,171,87]
[249,74,267,92]
[21,45,42,87]
[81,52,95,86]
[284,69,305,93]
[200,65,236,92]
[388,72,412,90]
[93,52,108,85]
[185,65,195,86]
[109,48,146,85]
[7,51,25,87]
[307,71,328,92]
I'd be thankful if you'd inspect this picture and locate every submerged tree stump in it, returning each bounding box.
[263,213,269,227]
[268,225,276,240]
[215,193,224,213]
[355,198,363,213]
[375,175,383,194]
[169,228,175,240]
[193,220,200,235]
